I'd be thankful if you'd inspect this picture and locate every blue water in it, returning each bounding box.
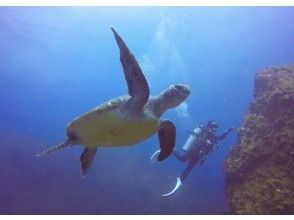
[0,7,294,214]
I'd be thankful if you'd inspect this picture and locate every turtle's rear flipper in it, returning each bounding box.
[157,120,176,161]
[80,148,97,176]
[35,139,71,157]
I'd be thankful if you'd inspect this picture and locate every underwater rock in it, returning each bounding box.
[224,65,294,214]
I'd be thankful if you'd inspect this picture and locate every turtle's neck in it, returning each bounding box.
[149,92,177,118]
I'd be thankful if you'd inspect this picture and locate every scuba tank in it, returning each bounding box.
[182,126,202,151]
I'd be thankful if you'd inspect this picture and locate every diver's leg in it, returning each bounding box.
[180,157,199,182]
[173,150,189,162]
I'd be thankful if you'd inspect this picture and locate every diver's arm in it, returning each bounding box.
[217,127,234,141]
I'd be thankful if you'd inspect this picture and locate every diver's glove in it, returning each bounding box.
[226,127,234,133]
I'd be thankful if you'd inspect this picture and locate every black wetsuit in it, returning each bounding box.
[173,126,231,182]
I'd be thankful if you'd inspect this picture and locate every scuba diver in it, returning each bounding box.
[151,120,234,197]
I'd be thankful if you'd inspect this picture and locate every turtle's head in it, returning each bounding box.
[154,84,190,116]
[165,84,190,107]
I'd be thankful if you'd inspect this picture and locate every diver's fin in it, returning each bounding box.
[35,139,71,157]
[161,177,182,197]
[80,148,97,176]
[150,150,161,163]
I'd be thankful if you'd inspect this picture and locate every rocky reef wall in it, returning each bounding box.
[224,65,294,214]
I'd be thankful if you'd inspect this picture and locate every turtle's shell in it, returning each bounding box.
[66,96,159,148]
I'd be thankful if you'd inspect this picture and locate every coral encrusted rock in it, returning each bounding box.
[224,65,294,214]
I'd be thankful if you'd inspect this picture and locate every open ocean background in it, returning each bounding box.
[0,7,294,214]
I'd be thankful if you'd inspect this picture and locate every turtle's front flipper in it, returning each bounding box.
[111,27,150,112]
[157,120,176,161]
[35,139,71,157]
[80,148,97,176]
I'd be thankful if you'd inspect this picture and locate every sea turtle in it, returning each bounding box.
[36,27,190,176]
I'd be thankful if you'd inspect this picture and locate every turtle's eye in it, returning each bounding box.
[174,85,183,90]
